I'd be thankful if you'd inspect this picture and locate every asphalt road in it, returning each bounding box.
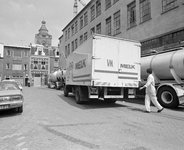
[0,86,184,150]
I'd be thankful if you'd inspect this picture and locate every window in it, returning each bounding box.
[127,1,136,29]
[72,41,74,52]
[80,35,83,45]
[68,28,70,39]
[6,50,11,56]
[96,0,101,17]
[114,0,119,4]
[105,0,111,10]
[41,61,46,70]
[162,0,178,13]
[140,0,151,23]
[106,17,111,36]
[84,12,88,26]
[84,32,88,41]
[65,46,67,57]
[24,51,28,57]
[114,11,121,35]
[75,21,78,34]
[71,24,74,36]
[75,39,78,49]
[38,50,42,55]
[65,30,68,41]
[68,44,70,55]
[96,23,101,34]
[33,60,38,69]
[12,64,22,71]
[24,64,28,70]
[91,5,95,21]
[14,50,22,57]
[91,27,95,35]
[80,16,83,29]
[6,63,10,70]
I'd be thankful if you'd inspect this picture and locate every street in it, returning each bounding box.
[0,86,184,150]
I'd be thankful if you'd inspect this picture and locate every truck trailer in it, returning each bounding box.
[48,69,65,89]
[63,34,141,103]
[140,47,184,108]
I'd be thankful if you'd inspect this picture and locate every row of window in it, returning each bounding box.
[6,50,29,57]
[65,0,179,42]
[65,0,120,41]
[6,64,28,70]
[141,29,184,51]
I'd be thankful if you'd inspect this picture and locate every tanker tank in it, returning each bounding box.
[139,48,184,108]
[141,49,184,80]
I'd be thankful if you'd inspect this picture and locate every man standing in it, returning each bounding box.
[139,68,164,113]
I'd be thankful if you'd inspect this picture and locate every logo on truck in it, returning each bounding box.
[75,58,86,69]
[107,59,113,67]
[120,64,135,69]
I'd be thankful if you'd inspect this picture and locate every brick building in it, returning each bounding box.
[59,0,184,69]
[1,44,30,85]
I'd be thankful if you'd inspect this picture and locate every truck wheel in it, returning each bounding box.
[104,99,117,103]
[75,86,82,104]
[157,87,179,108]
[64,85,69,97]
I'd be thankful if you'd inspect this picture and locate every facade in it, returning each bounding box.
[61,0,184,63]
[58,35,66,69]
[0,43,3,81]
[31,20,60,86]
[2,44,30,85]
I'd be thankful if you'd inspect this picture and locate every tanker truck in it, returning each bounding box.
[64,34,141,104]
[48,69,65,90]
[140,47,184,108]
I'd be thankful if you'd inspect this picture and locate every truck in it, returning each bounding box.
[63,34,141,104]
[48,69,65,89]
[140,47,184,108]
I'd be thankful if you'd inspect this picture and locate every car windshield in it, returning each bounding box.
[0,82,19,91]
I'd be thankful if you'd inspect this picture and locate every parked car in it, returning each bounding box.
[0,81,24,113]
[2,80,23,91]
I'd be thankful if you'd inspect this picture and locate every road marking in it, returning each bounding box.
[0,133,22,141]
[16,142,26,147]
[17,136,25,141]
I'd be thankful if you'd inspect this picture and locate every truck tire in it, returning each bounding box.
[64,85,69,97]
[157,86,179,108]
[104,99,117,103]
[75,86,82,104]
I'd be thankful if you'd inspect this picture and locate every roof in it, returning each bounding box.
[4,44,30,49]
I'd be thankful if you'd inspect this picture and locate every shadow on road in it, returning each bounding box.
[0,109,21,118]
[58,94,128,110]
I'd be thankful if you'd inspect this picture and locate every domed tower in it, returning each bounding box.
[35,20,52,47]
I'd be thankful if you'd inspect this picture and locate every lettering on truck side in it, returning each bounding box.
[75,59,86,69]
[107,59,113,67]
[120,64,135,69]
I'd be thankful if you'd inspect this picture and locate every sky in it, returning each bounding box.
[0,0,90,46]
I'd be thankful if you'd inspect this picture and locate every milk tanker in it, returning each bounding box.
[48,69,65,89]
[140,47,184,108]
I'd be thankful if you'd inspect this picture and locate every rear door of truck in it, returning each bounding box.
[92,36,119,87]
[117,40,141,88]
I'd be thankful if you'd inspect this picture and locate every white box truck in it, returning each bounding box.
[64,34,141,103]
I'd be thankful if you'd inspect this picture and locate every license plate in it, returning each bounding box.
[0,105,10,109]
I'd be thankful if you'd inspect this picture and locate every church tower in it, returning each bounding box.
[35,20,52,47]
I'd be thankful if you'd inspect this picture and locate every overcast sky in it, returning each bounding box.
[0,0,90,46]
